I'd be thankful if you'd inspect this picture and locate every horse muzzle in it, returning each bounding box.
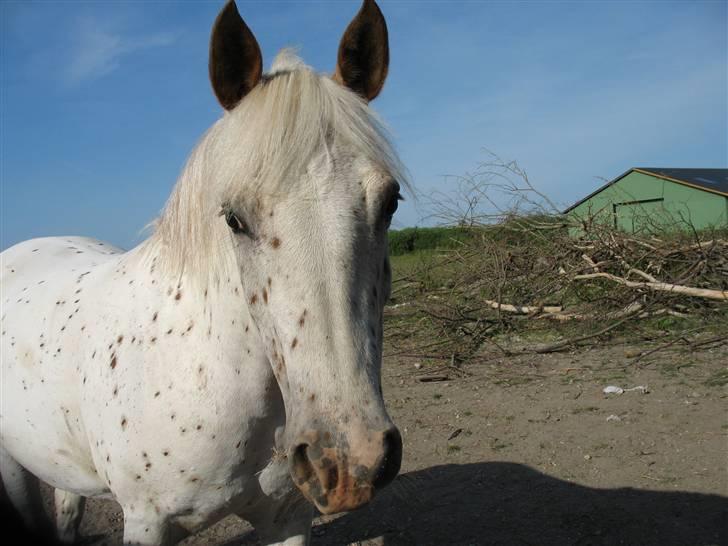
[288,427,402,514]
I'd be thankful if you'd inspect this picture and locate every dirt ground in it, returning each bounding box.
[14,339,728,545]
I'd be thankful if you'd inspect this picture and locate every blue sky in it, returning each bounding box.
[1,0,726,250]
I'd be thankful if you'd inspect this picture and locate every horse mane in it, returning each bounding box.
[144,50,408,286]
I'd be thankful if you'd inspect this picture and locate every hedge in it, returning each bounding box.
[388,227,473,255]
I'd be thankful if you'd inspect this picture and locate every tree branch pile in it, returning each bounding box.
[385,155,727,361]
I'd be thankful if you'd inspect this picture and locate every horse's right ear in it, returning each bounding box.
[209,0,263,110]
[334,0,389,102]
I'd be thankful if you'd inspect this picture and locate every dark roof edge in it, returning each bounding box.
[562,168,634,214]
[563,168,728,214]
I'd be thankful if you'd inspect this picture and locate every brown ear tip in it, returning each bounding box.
[221,0,240,18]
[361,0,384,17]
[362,0,387,32]
[214,0,239,29]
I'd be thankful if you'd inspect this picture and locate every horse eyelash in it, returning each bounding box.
[384,191,402,220]
[219,206,248,235]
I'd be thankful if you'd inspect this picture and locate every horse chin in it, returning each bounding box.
[296,479,375,515]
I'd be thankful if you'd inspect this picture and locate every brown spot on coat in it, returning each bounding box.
[291,338,298,349]
[110,355,117,369]
[270,237,281,249]
[175,291,182,301]
[250,294,258,305]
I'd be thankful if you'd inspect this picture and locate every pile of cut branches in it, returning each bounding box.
[386,220,727,363]
[384,155,727,364]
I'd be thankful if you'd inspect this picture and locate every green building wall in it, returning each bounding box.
[568,171,728,233]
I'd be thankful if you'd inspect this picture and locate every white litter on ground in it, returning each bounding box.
[603,385,648,395]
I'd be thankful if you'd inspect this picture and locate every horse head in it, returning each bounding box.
[207,0,403,515]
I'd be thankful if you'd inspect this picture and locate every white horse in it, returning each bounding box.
[0,1,406,543]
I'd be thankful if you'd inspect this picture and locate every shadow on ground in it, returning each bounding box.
[4,462,726,545]
[303,462,726,546]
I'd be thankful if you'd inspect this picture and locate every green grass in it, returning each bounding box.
[389,249,438,277]
[705,369,728,387]
[658,361,695,379]
[390,249,463,285]
[490,440,512,451]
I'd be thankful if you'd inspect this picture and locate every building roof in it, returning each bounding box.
[635,168,728,195]
[563,167,728,213]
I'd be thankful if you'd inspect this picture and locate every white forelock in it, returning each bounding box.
[145,51,408,284]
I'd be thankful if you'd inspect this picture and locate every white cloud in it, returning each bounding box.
[65,17,176,85]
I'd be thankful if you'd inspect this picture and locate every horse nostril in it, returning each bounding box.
[372,427,402,489]
[291,443,314,485]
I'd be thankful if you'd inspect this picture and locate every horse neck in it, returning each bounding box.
[135,239,264,366]
[203,274,273,380]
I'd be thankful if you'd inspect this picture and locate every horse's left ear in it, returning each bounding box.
[209,0,263,110]
[333,0,389,102]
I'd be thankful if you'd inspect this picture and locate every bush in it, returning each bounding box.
[388,227,473,255]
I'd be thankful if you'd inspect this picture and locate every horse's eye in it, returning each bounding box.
[225,211,246,234]
[384,192,403,220]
